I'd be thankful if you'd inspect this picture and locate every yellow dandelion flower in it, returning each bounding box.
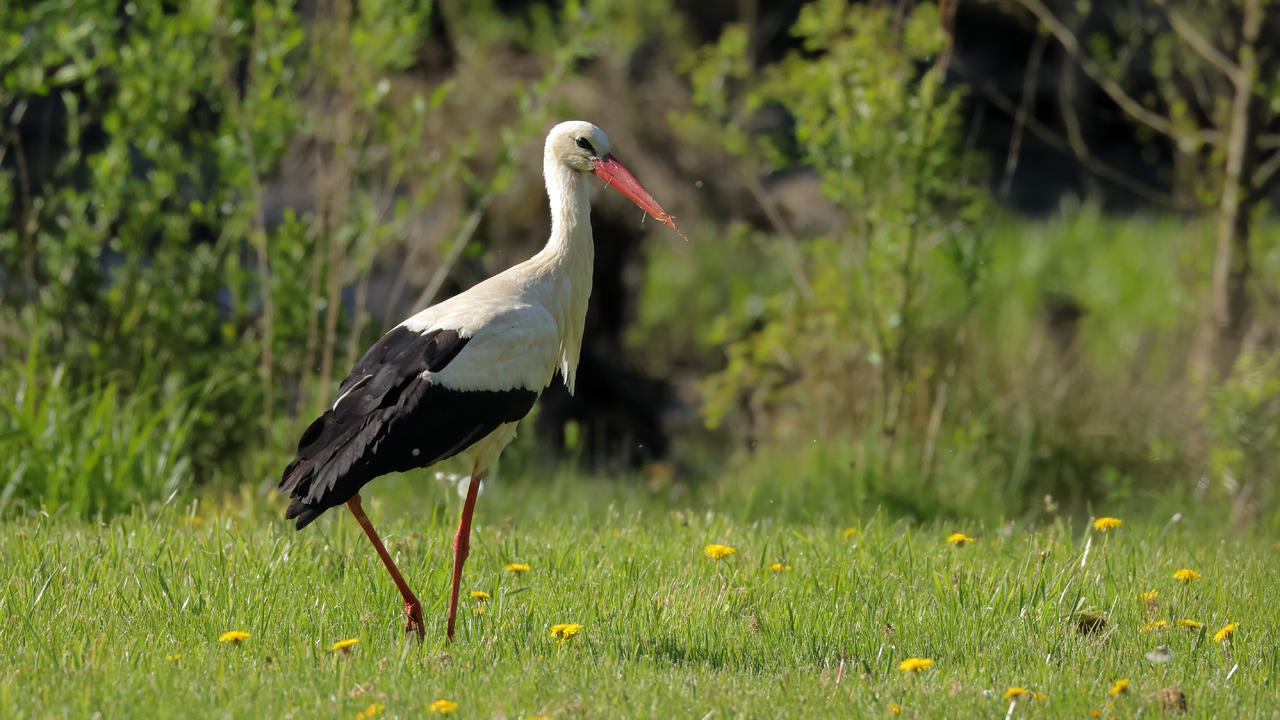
[470,590,490,601]
[946,532,974,546]
[1138,589,1157,601]
[504,562,531,573]
[897,657,933,672]
[473,607,486,616]
[165,653,182,662]
[217,630,250,644]
[1176,618,1202,629]
[704,544,736,559]
[1172,568,1200,583]
[1090,710,1101,718]
[1109,678,1129,695]
[768,562,792,572]
[330,638,359,653]
[1092,517,1123,532]
[427,699,457,714]
[842,526,859,540]
[1144,619,1168,631]
[1213,622,1238,643]
[355,703,385,720]
[889,702,901,714]
[550,623,583,641]
[1003,687,1031,700]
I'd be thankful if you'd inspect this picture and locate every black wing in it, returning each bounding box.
[279,326,538,529]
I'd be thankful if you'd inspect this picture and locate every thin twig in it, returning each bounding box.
[1058,54,1099,200]
[740,171,814,301]
[412,198,491,310]
[954,57,1190,209]
[346,271,371,363]
[3,127,38,299]
[1251,148,1280,189]
[999,33,1048,199]
[344,187,399,353]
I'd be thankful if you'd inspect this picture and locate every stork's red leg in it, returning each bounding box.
[446,470,483,641]
[346,494,424,638]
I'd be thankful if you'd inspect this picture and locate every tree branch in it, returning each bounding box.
[1010,0,1220,147]
[1158,2,1242,83]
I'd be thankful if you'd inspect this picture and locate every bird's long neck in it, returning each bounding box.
[530,159,594,393]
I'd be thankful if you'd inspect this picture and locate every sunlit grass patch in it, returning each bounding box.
[0,479,1275,719]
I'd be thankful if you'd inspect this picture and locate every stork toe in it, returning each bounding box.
[405,599,425,638]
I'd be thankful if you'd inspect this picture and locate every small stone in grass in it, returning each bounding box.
[1154,687,1188,714]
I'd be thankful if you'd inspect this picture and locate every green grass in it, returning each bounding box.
[2,473,1277,719]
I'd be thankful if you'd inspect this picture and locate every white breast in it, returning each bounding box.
[401,276,561,393]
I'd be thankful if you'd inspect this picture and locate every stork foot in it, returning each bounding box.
[404,598,425,638]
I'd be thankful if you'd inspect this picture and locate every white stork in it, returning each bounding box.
[279,120,677,640]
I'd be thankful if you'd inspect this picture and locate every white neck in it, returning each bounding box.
[527,156,595,393]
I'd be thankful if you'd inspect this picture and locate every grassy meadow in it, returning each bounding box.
[3,473,1277,719]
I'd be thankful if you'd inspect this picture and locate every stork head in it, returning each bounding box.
[546,120,678,231]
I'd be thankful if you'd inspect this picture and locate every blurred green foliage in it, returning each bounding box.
[673,1,991,474]
[0,0,607,514]
[2,0,314,483]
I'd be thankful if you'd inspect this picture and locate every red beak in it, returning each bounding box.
[592,154,678,231]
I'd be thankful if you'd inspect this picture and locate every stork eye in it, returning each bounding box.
[575,137,596,155]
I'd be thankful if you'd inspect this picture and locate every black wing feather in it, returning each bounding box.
[278,326,537,529]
